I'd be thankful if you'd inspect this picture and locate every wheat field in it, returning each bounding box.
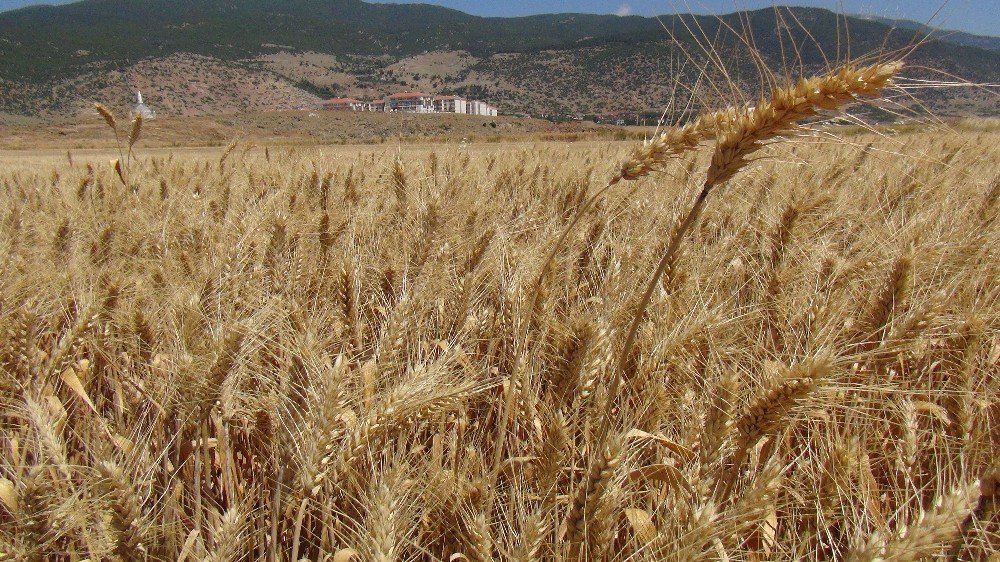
[1,64,999,561]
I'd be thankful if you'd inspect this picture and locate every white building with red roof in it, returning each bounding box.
[318,92,496,115]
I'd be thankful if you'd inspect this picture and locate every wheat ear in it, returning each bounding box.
[98,460,150,560]
[94,102,132,191]
[564,437,623,554]
[128,113,143,148]
[613,112,722,183]
[847,482,981,562]
[715,357,828,501]
[94,103,117,130]
[706,62,902,186]
[598,61,902,463]
[735,359,828,450]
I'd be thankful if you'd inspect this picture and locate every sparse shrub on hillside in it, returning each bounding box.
[0,60,999,561]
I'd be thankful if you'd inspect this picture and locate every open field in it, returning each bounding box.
[0,111,621,151]
[1,81,999,559]
[0,140,627,172]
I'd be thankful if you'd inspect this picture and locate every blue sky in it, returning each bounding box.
[1,0,997,36]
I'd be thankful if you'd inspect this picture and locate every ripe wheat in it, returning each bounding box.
[0,61,997,561]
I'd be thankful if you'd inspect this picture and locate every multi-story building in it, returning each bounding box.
[320,92,496,115]
[464,100,498,117]
[386,92,436,113]
[433,95,467,114]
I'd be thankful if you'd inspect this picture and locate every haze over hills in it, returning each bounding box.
[0,0,997,119]
[858,15,1000,53]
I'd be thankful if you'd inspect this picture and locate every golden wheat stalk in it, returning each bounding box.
[613,112,724,184]
[706,62,902,186]
[847,482,981,562]
[128,113,143,148]
[599,61,903,454]
[94,103,117,130]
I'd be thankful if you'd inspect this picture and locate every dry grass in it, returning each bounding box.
[0,111,620,152]
[0,63,999,561]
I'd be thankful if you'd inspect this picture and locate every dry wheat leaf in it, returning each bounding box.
[713,538,731,562]
[625,508,658,544]
[61,365,98,415]
[628,463,693,496]
[176,528,202,562]
[0,477,18,512]
[333,549,359,562]
[625,428,695,460]
[45,394,68,426]
[501,456,539,478]
[912,400,951,425]
[761,504,778,556]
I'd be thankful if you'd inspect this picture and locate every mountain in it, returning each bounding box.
[861,16,1000,53]
[0,0,997,119]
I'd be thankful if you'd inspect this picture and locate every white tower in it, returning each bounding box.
[133,90,155,119]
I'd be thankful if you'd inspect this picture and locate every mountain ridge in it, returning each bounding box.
[856,15,1000,52]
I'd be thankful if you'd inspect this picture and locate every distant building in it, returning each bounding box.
[133,90,154,119]
[434,95,467,114]
[466,100,498,117]
[318,91,497,116]
[322,97,367,111]
[386,91,436,113]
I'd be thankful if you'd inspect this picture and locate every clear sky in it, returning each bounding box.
[1,0,997,36]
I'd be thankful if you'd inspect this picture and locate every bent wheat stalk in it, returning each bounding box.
[591,60,903,472]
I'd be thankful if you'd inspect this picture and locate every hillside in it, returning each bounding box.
[1,53,321,117]
[0,1,997,118]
